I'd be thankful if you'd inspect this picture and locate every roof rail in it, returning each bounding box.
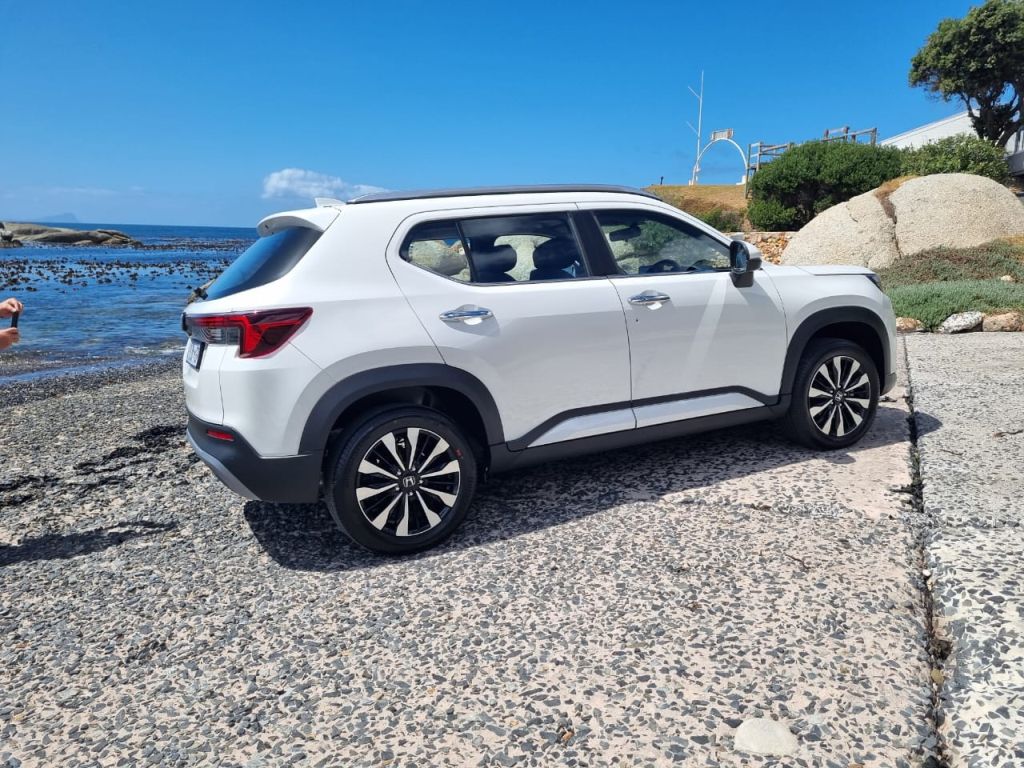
[347,184,659,205]
[314,197,346,207]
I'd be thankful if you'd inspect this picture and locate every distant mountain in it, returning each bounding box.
[38,213,80,224]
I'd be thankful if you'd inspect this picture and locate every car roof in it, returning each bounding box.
[347,185,660,205]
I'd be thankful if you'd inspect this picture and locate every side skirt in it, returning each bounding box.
[488,399,790,475]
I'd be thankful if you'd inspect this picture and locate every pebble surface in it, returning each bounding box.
[1,354,933,766]
[908,333,1024,767]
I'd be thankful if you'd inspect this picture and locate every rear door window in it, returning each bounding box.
[204,227,321,300]
[402,213,589,284]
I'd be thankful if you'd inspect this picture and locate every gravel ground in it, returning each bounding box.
[0,355,935,767]
[907,333,1024,767]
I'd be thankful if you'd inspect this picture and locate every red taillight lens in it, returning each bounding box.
[206,428,235,442]
[189,308,312,358]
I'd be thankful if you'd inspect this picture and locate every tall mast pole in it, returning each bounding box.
[687,70,704,186]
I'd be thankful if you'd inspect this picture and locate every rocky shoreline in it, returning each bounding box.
[1,222,140,248]
[0,356,179,408]
[0,254,231,293]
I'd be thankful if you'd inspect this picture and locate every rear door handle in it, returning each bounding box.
[628,291,670,308]
[440,306,493,324]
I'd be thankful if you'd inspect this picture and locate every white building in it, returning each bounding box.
[881,111,1024,177]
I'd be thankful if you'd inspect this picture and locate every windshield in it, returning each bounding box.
[204,227,321,300]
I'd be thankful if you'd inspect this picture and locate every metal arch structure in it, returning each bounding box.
[692,136,749,186]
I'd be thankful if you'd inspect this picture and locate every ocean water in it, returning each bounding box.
[0,222,255,377]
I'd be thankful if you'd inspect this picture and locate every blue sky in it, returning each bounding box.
[0,0,977,226]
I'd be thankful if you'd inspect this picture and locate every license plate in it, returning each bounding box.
[185,338,205,370]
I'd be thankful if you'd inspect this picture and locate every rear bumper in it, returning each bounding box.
[186,414,322,503]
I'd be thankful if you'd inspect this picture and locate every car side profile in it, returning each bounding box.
[182,185,897,554]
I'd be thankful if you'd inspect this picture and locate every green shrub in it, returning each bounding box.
[900,135,1010,183]
[748,141,904,230]
[886,279,1024,328]
[697,208,744,232]
[746,198,798,231]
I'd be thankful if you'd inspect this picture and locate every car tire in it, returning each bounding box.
[785,338,879,450]
[325,407,477,554]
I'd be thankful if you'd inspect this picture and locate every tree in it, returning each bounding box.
[910,0,1024,148]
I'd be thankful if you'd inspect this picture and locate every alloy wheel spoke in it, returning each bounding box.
[418,437,450,472]
[809,386,832,399]
[406,427,420,468]
[369,493,401,530]
[359,459,397,479]
[817,364,837,391]
[421,486,458,507]
[809,402,832,417]
[843,402,863,426]
[842,358,861,388]
[848,373,869,392]
[381,432,406,470]
[822,404,838,436]
[396,495,411,537]
[356,483,397,501]
[416,491,442,529]
[421,460,459,479]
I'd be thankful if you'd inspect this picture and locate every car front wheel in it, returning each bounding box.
[325,407,477,554]
[785,338,879,450]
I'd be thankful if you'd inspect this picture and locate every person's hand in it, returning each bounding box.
[0,327,19,351]
[0,298,23,319]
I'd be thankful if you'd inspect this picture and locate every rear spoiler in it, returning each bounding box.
[256,206,340,237]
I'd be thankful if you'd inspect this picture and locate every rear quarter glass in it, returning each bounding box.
[204,227,321,301]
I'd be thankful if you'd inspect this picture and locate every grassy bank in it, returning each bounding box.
[647,184,747,230]
[878,239,1024,328]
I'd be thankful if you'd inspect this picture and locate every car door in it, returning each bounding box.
[388,206,633,448]
[582,206,788,428]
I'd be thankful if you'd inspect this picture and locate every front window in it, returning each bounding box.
[594,211,730,275]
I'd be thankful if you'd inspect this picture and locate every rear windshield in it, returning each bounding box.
[204,226,321,300]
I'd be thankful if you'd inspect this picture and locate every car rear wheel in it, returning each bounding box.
[325,407,477,554]
[785,338,879,450]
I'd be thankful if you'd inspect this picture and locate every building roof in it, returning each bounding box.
[880,111,973,149]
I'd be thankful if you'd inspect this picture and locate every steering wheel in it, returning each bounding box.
[645,259,681,273]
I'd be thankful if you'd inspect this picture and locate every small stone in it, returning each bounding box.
[982,311,1024,332]
[896,317,924,333]
[733,718,798,757]
[938,311,983,334]
[999,274,1016,283]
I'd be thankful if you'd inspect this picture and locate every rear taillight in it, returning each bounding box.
[187,308,312,358]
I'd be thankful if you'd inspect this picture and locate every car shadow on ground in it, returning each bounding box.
[243,405,942,573]
[0,520,176,567]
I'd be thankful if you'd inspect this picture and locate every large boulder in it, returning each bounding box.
[781,189,899,270]
[890,173,1024,254]
[782,173,1024,267]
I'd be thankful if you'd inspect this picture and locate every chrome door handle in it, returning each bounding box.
[440,307,494,323]
[628,291,670,307]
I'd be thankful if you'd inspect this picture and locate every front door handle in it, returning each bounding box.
[440,306,493,324]
[628,291,670,308]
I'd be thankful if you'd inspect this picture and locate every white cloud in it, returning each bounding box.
[261,168,386,201]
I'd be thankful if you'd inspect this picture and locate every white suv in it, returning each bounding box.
[183,185,896,553]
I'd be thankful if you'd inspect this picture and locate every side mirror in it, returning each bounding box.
[729,240,762,287]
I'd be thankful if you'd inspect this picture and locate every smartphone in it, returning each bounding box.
[10,311,18,329]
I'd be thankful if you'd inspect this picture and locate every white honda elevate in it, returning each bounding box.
[182,185,897,554]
